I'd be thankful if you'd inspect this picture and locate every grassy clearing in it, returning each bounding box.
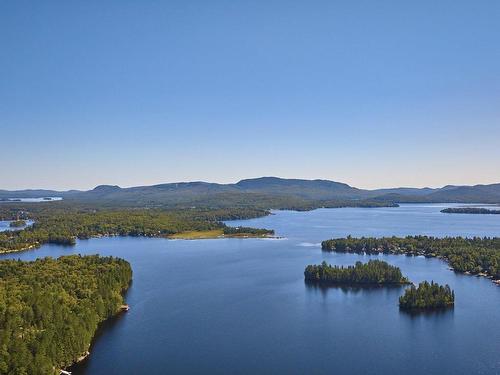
[167,228,274,239]
[168,229,224,239]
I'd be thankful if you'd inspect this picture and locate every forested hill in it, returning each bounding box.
[370,184,500,204]
[234,177,363,199]
[2,178,500,207]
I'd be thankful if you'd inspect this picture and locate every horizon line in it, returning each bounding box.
[2,176,499,193]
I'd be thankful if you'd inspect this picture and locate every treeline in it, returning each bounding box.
[441,207,500,214]
[223,226,274,236]
[399,281,454,309]
[182,208,270,221]
[0,255,132,374]
[322,200,399,209]
[304,260,409,285]
[321,236,500,279]
[260,199,398,212]
[0,205,274,253]
[182,194,399,212]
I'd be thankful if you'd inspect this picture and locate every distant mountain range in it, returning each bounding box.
[1,177,500,208]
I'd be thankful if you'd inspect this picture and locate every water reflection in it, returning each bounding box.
[305,280,406,295]
[68,284,132,374]
[399,306,455,319]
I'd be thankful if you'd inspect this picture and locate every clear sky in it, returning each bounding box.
[1,0,499,191]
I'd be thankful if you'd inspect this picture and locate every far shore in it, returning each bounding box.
[167,229,276,240]
[0,229,277,255]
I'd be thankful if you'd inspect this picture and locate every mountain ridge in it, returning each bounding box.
[1,177,500,205]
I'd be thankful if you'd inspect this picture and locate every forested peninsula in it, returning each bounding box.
[0,205,274,253]
[321,236,500,282]
[304,260,409,285]
[0,255,132,374]
[399,281,455,310]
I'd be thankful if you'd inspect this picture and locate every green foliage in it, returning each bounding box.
[0,205,273,253]
[0,255,132,374]
[322,236,500,279]
[399,281,454,309]
[304,260,409,285]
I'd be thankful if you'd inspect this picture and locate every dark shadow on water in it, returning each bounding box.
[305,280,406,296]
[67,283,133,374]
[399,306,454,320]
[67,312,127,374]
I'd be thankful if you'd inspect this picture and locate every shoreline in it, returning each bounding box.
[62,303,131,373]
[0,230,277,255]
[322,247,500,286]
[167,228,276,240]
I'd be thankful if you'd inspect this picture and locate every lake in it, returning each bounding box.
[0,220,34,232]
[1,204,500,374]
[0,197,62,203]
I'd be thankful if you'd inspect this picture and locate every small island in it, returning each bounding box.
[441,207,500,214]
[399,281,454,310]
[9,219,26,228]
[304,260,410,285]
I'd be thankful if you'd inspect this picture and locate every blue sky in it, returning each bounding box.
[1,0,499,190]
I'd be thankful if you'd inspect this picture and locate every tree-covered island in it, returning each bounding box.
[399,281,455,310]
[304,260,410,285]
[321,236,500,281]
[0,255,132,374]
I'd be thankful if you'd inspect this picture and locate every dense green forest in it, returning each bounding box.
[399,281,455,310]
[0,255,132,374]
[304,260,409,285]
[321,236,500,280]
[0,204,274,253]
[441,207,500,214]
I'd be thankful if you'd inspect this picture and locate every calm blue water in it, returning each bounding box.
[0,197,62,203]
[1,204,500,374]
[0,220,34,232]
